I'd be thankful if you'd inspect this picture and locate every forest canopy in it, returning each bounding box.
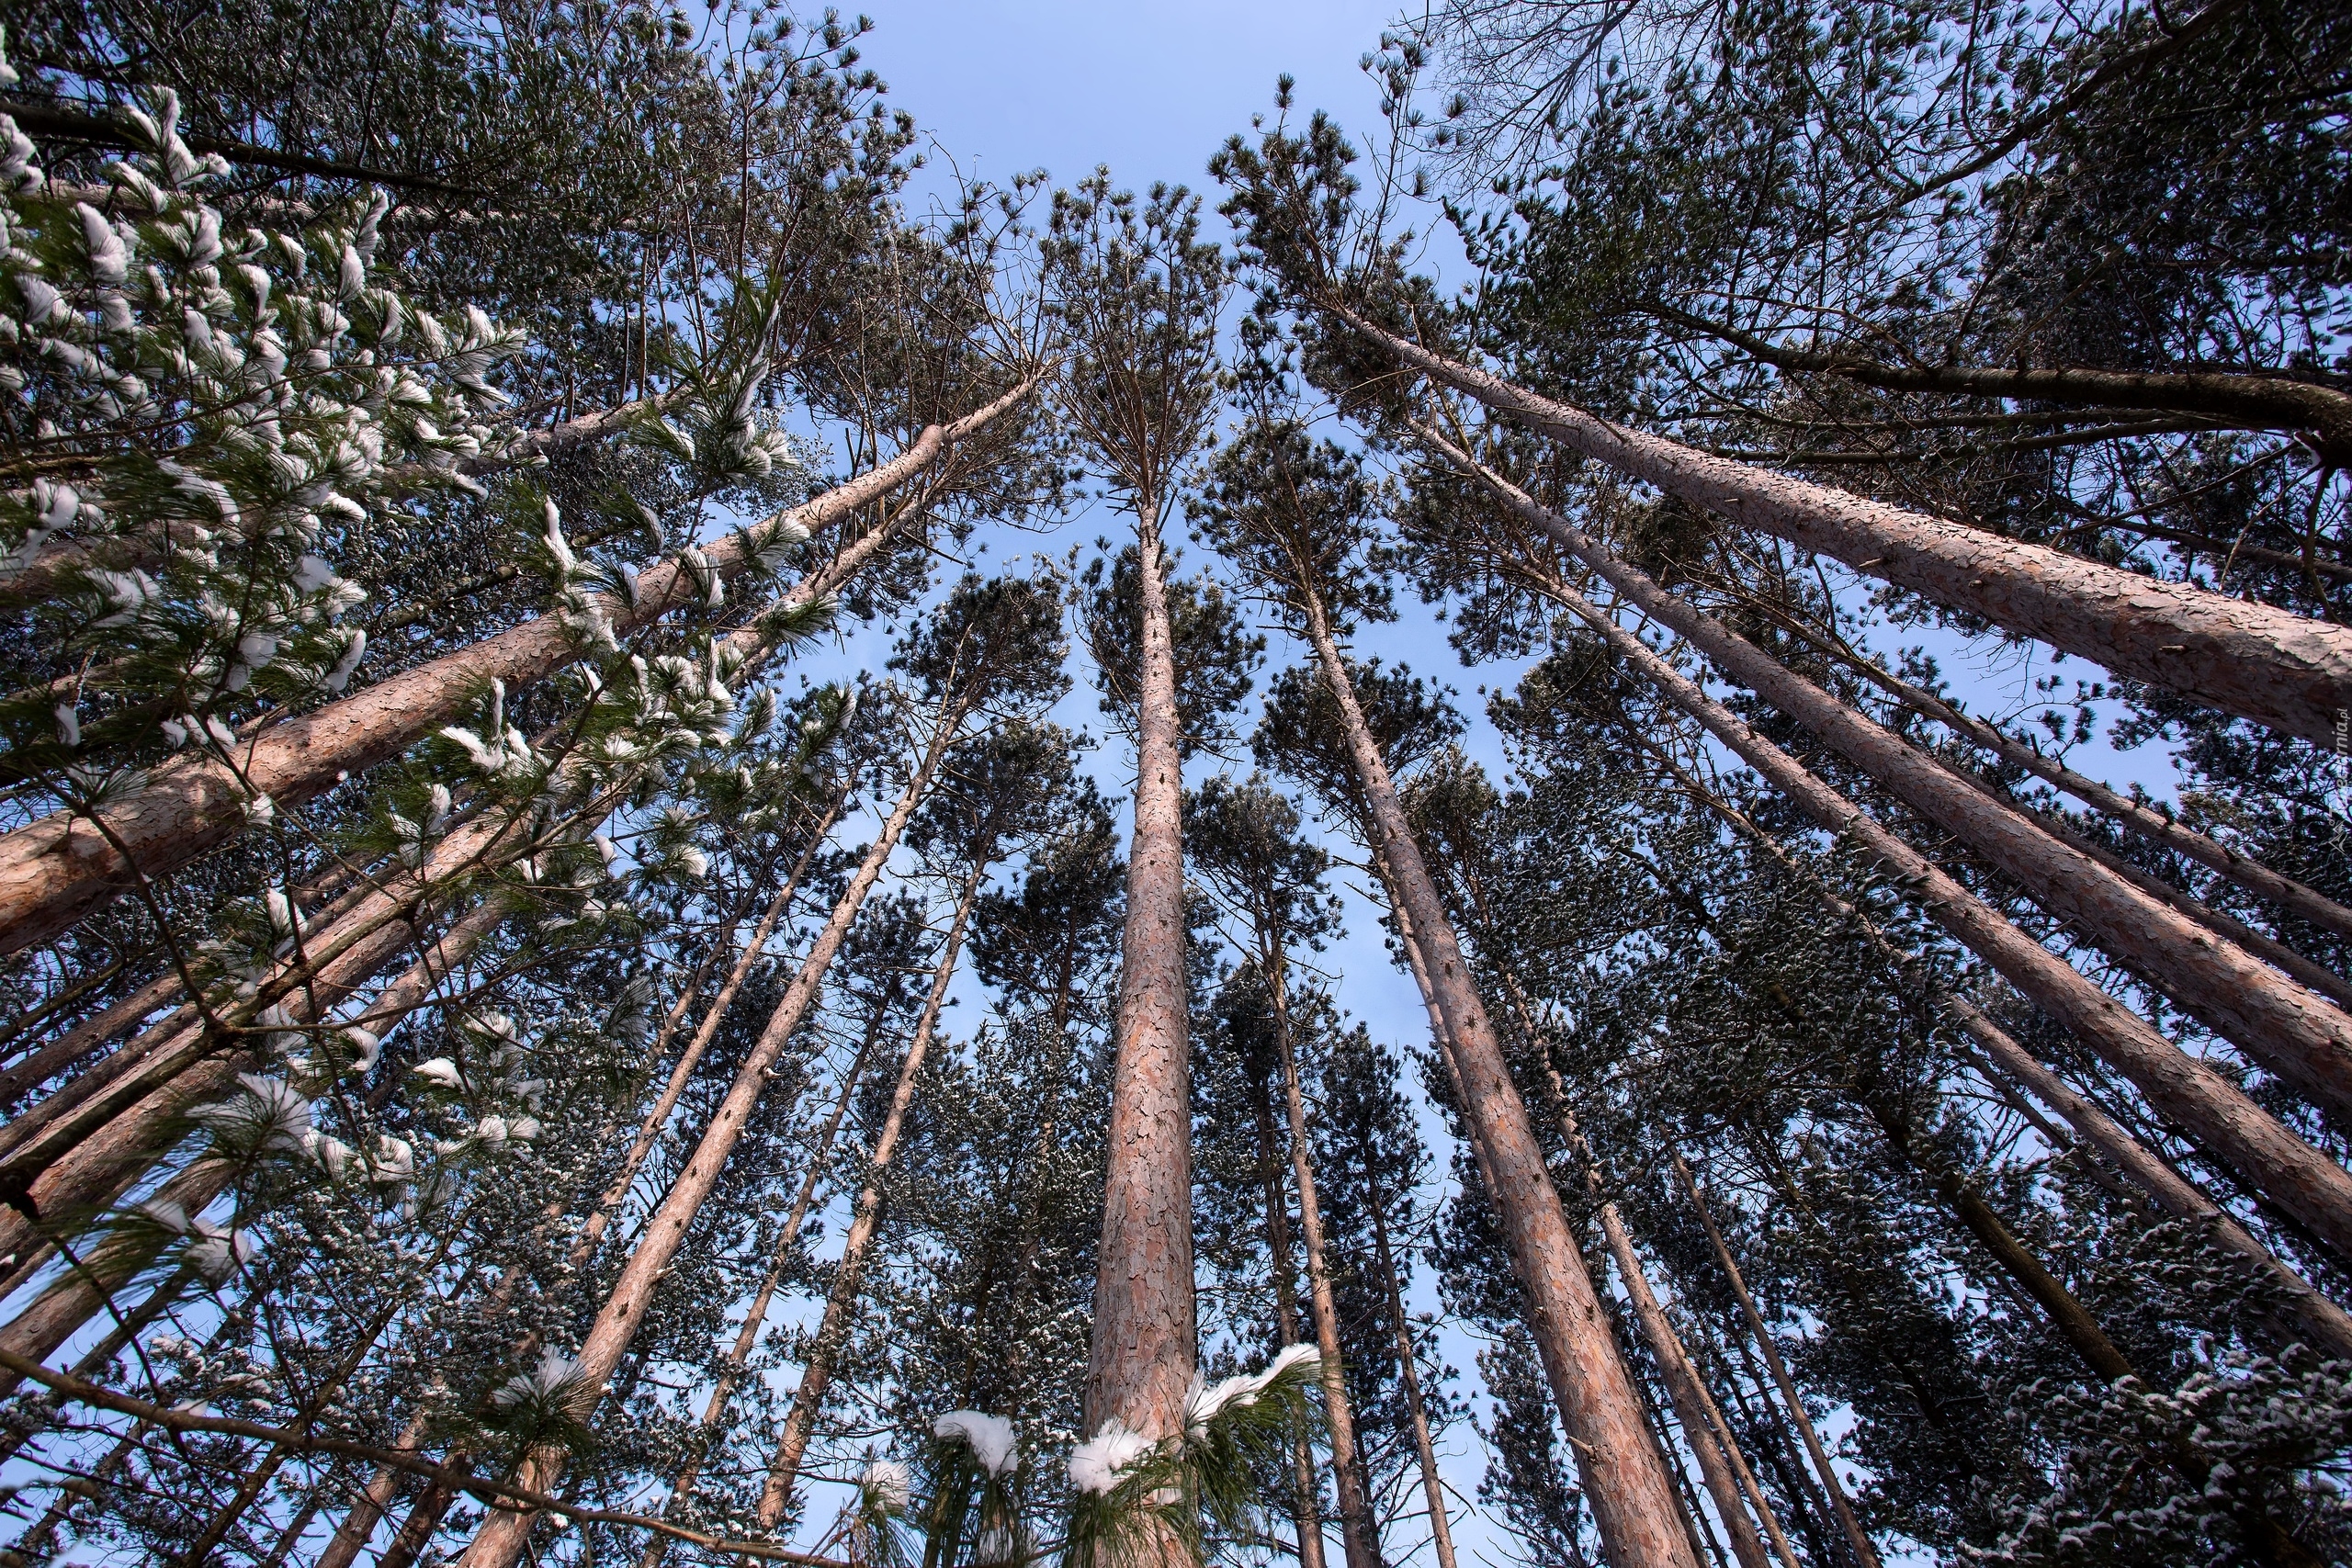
[0,2,2348,1567]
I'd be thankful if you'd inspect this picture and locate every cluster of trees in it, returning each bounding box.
[0,1,2346,1565]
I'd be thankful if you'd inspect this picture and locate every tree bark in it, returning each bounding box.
[1665,768,2352,1363]
[1561,1110,1774,1568]
[1673,1157,1883,1568]
[1418,423,2352,1127]
[569,795,842,1270]
[0,376,1036,955]
[1267,961,1383,1568]
[1250,1055,1330,1568]
[634,970,899,1568]
[1086,497,1198,1450]
[455,700,955,1568]
[1297,592,1700,1568]
[1808,641,2352,944]
[754,862,983,1524]
[1340,309,2352,746]
[1412,432,2352,1266]
[0,890,509,1400]
[1360,1154,1461,1568]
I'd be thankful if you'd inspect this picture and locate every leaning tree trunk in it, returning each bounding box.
[1086,497,1198,1457]
[635,971,901,1568]
[0,480,900,1285]
[1295,590,1700,1568]
[1672,1156,1883,1568]
[1339,308,2352,746]
[1693,783,2352,1361]
[1416,435,2352,1266]
[1559,1107,1775,1568]
[0,377,1037,955]
[755,860,985,1526]
[311,855,827,1568]
[1418,424,2352,1129]
[1823,644,2352,943]
[454,696,959,1568]
[1360,1154,1462,1568]
[1265,955,1382,1568]
[1248,1060,1330,1568]
[0,887,513,1401]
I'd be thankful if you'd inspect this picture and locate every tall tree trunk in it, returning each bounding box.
[456,707,956,1568]
[1338,310,2352,745]
[1360,1155,1461,1568]
[1266,960,1382,1568]
[1559,1108,1774,1568]
[1685,776,2352,1361]
[1418,440,2352,1268]
[308,826,834,1568]
[166,1224,464,1568]
[755,860,984,1526]
[1419,425,2352,1129]
[0,377,1037,955]
[0,482,890,1290]
[1250,1058,1331,1568]
[1086,497,1197,1454]
[570,795,842,1271]
[1674,1157,1882,1568]
[1849,1102,2137,1382]
[1792,632,2352,943]
[634,972,900,1568]
[1295,591,1700,1568]
[0,890,512,1395]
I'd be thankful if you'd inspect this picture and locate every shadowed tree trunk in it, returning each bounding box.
[1414,423,2352,1131]
[453,702,959,1568]
[1672,1156,1883,1568]
[1267,970,1383,1568]
[1358,1147,1462,1568]
[1248,1056,1330,1568]
[1409,432,2352,1267]
[1559,1106,1775,1568]
[1337,308,2352,746]
[0,887,515,1395]
[634,969,902,1568]
[1668,771,2352,1362]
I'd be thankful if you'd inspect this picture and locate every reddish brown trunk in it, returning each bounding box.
[0,967,186,1111]
[0,892,509,1398]
[0,378,1037,955]
[1419,427,2352,1127]
[1298,595,1700,1568]
[1415,434,2352,1265]
[1712,797,2352,1362]
[1674,1157,1882,1568]
[1250,1055,1330,1568]
[1344,310,2352,745]
[1362,1156,1462,1568]
[1841,657,2352,944]
[456,708,954,1568]
[1268,965,1382,1568]
[757,863,982,1524]
[1087,501,1197,1447]
[635,975,899,1568]
[568,799,840,1270]
[1566,1112,1773,1568]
